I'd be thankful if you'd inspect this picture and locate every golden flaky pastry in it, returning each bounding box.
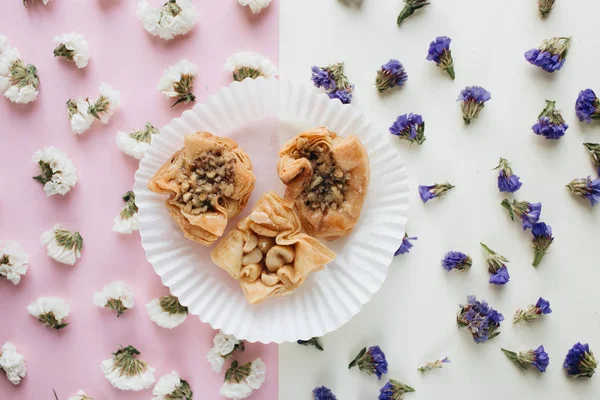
[211,192,336,304]
[277,127,370,241]
[148,131,255,246]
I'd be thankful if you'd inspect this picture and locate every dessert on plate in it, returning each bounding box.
[148,131,255,246]
[277,127,370,241]
[211,191,336,304]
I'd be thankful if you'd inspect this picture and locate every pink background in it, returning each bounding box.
[0,0,278,399]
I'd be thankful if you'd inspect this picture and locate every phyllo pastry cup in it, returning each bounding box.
[148,131,255,246]
[277,127,370,241]
[211,191,336,304]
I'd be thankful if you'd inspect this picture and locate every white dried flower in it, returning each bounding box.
[116,122,159,159]
[0,342,26,385]
[207,348,225,373]
[41,224,83,266]
[238,0,272,14]
[101,345,155,391]
[88,83,120,124]
[225,51,278,82]
[157,59,197,106]
[0,240,29,285]
[219,382,253,400]
[152,370,192,400]
[32,146,78,196]
[68,390,94,400]
[220,358,266,399]
[113,191,139,234]
[246,358,266,390]
[53,33,90,69]
[94,281,135,317]
[0,42,39,104]
[67,97,94,134]
[146,295,188,329]
[27,296,70,330]
[137,0,198,41]
[207,330,245,373]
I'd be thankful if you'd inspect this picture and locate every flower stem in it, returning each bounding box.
[445,65,455,80]
[532,250,545,267]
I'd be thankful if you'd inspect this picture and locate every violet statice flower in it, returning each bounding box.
[311,63,354,104]
[457,295,504,343]
[441,251,472,272]
[576,89,600,123]
[378,380,415,400]
[397,0,430,26]
[513,297,552,324]
[395,233,417,256]
[500,199,542,230]
[501,346,549,373]
[426,36,455,80]
[538,0,555,18]
[298,337,323,351]
[532,100,568,139]
[349,346,388,380]
[376,60,407,93]
[494,158,523,193]
[564,343,598,378]
[566,177,600,207]
[389,113,425,145]
[525,36,571,73]
[583,143,600,175]
[327,88,353,104]
[418,182,454,203]
[311,66,336,90]
[531,222,554,267]
[457,86,491,125]
[313,386,337,400]
[480,243,510,285]
[418,357,450,373]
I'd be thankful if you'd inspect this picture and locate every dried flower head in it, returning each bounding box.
[32,147,78,196]
[500,199,542,230]
[583,143,600,175]
[220,358,266,399]
[0,240,28,285]
[564,343,597,378]
[311,63,354,104]
[494,158,522,193]
[67,98,94,134]
[426,36,455,80]
[146,295,188,329]
[313,386,337,400]
[532,100,568,139]
[397,0,430,26]
[0,39,39,104]
[238,0,272,14]
[502,346,549,372]
[531,222,554,267]
[395,233,417,256]
[525,37,571,73]
[576,89,600,123]
[225,51,278,82]
[389,113,425,145]
[68,390,94,400]
[101,345,155,391]
[349,346,388,380]
[53,33,90,69]
[206,331,245,373]
[457,86,491,125]
[137,0,198,41]
[94,281,135,317]
[0,342,27,385]
[297,337,324,351]
[480,243,510,285]
[457,295,504,343]
[152,371,192,400]
[116,122,159,160]
[418,357,450,373]
[514,297,552,324]
[378,379,415,400]
[158,59,197,107]
[566,177,600,207]
[113,191,139,234]
[27,296,70,330]
[538,0,555,18]
[441,251,472,272]
[41,224,83,265]
[418,182,454,203]
[376,59,408,93]
[88,83,121,124]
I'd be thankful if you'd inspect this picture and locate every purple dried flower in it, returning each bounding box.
[397,0,430,26]
[481,243,510,285]
[426,36,455,80]
[538,0,555,18]
[494,158,522,193]
[583,143,600,175]
[389,113,425,144]
[395,233,417,256]
[311,63,354,104]
[441,251,472,272]
[564,343,597,378]
[513,297,552,324]
[525,37,571,72]
[457,86,491,125]
[311,66,336,91]
[501,345,549,373]
[531,222,554,267]
[501,199,542,230]
[566,176,600,206]
[379,380,415,400]
[532,100,568,139]
[418,182,454,203]
[576,89,600,123]
[457,295,504,343]
[349,346,388,380]
[313,386,337,400]
[418,357,450,373]
[327,87,353,104]
[376,60,408,93]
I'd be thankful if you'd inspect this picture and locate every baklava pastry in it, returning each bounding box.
[148,131,255,246]
[211,191,336,304]
[277,127,370,241]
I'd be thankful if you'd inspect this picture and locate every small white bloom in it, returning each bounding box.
[27,296,70,330]
[146,295,188,329]
[207,347,225,373]
[53,33,90,69]
[116,122,159,159]
[88,83,120,124]
[152,370,192,400]
[32,146,78,196]
[5,83,38,104]
[225,51,278,82]
[207,330,244,372]
[137,0,198,41]
[68,390,94,400]
[113,191,139,234]
[214,331,239,356]
[0,240,29,285]
[0,42,39,104]
[238,0,272,14]
[94,281,135,316]
[41,224,83,265]
[67,97,94,135]
[0,342,26,385]
[246,358,266,390]
[157,59,197,106]
[219,382,253,400]
[101,345,155,391]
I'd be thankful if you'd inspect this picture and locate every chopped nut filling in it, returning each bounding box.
[294,137,349,211]
[240,234,296,284]
[175,148,236,214]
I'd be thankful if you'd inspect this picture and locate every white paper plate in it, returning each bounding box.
[134,78,409,343]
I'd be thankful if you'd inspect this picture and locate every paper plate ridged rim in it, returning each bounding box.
[134,78,409,343]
